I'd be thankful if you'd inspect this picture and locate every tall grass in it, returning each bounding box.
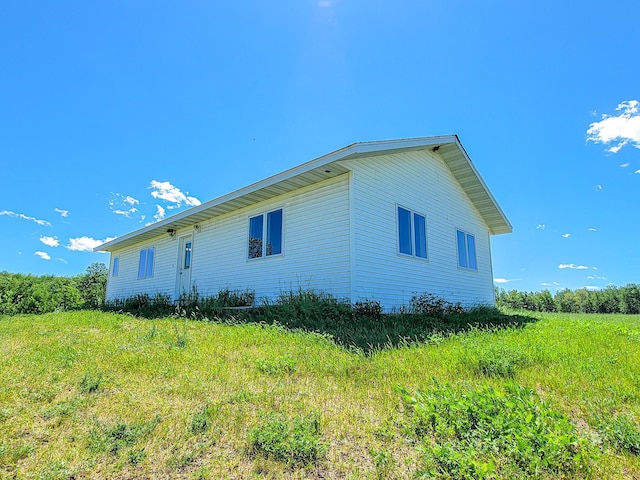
[0,310,638,478]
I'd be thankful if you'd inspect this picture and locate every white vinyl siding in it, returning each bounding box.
[347,149,495,308]
[105,175,351,303]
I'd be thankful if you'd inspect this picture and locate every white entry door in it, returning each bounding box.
[176,233,193,298]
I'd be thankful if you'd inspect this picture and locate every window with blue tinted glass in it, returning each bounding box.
[184,242,192,269]
[414,213,427,259]
[398,206,428,259]
[249,208,283,259]
[248,215,264,258]
[112,257,119,276]
[138,247,155,278]
[456,230,477,271]
[398,207,413,255]
[266,209,282,256]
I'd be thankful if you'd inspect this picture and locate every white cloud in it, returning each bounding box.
[562,233,570,238]
[149,180,201,208]
[620,163,630,168]
[582,286,601,291]
[66,236,115,252]
[0,210,51,227]
[586,100,640,153]
[587,274,607,280]
[595,184,603,191]
[541,281,560,287]
[54,208,70,217]
[558,264,589,270]
[588,228,597,232]
[493,278,515,284]
[635,170,640,174]
[536,224,545,230]
[40,236,59,247]
[154,205,166,222]
[110,193,140,218]
[34,251,51,260]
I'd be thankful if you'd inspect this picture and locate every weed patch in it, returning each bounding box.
[79,371,103,394]
[397,382,596,478]
[254,355,297,375]
[596,413,640,455]
[249,412,326,466]
[89,416,161,456]
[469,343,530,378]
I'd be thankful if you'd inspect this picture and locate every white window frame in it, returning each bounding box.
[456,229,477,271]
[396,205,428,260]
[247,208,284,260]
[137,247,155,279]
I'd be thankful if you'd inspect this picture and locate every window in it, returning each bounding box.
[183,241,192,269]
[397,206,427,259]
[138,247,155,278]
[456,230,477,270]
[112,257,119,277]
[248,208,283,259]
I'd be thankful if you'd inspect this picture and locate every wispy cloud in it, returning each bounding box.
[154,205,166,222]
[595,184,603,191]
[558,264,589,270]
[66,236,115,252]
[562,233,571,238]
[588,228,597,232]
[493,278,516,284]
[586,100,640,153]
[536,224,545,230]
[620,163,630,168]
[587,274,607,280]
[109,193,140,218]
[582,286,600,291]
[149,180,201,208]
[54,208,70,218]
[541,281,560,287]
[635,170,640,174]
[40,236,59,247]
[34,251,51,260]
[0,210,51,227]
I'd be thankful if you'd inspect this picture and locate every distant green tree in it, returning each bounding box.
[75,263,108,309]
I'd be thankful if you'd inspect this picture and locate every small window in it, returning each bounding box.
[456,230,477,270]
[183,241,192,269]
[112,257,119,277]
[397,206,427,259]
[138,247,155,278]
[248,208,283,259]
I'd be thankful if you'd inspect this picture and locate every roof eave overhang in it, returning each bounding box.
[95,135,511,252]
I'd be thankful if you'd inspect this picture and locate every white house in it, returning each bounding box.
[95,135,512,310]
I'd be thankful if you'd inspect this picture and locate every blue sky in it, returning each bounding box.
[1,1,638,292]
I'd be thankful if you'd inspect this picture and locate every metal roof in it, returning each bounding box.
[95,135,512,252]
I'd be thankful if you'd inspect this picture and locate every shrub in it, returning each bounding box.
[353,299,382,319]
[249,412,326,465]
[409,293,463,317]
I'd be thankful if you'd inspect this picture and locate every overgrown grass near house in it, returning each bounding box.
[0,310,639,478]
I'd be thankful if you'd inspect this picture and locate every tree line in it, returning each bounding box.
[0,263,108,315]
[496,284,640,314]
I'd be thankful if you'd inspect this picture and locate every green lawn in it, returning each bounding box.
[0,310,639,479]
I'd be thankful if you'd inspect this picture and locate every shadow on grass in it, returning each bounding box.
[243,305,538,354]
[105,293,538,354]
